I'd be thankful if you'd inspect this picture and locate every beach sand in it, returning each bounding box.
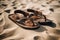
[0,0,60,40]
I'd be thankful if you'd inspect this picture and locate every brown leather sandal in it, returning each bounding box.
[27,9,52,25]
[27,9,46,22]
[8,10,40,30]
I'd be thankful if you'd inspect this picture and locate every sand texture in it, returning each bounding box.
[0,0,60,40]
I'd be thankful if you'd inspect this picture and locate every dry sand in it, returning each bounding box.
[0,0,60,40]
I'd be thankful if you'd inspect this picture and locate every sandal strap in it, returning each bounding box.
[30,18,36,26]
[27,9,47,22]
[14,10,29,17]
[27,9,42,16]
[42,15,47,22]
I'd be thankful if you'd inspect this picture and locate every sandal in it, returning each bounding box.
[27,9,51,24]
[8,10,40,30]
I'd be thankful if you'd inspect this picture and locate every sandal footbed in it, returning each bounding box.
[8,14,40,30]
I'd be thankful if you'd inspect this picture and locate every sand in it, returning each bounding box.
[0,0,60,40]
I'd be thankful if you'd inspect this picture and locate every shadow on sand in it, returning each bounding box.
[39,19,56,28]
[33,19,56,32]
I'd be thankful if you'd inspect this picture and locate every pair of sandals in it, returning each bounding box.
[8,9,49,30]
